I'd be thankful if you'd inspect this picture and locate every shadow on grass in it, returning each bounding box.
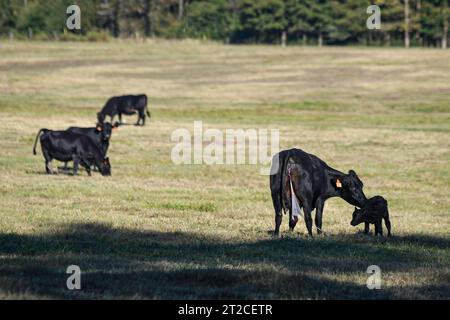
[0,223,448,299]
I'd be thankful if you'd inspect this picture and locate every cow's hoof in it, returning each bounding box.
[270,231,280,238]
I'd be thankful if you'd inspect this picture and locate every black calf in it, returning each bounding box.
[351,196,391,237]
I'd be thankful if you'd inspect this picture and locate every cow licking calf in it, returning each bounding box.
[97,94,150,126]
[33,129,111,176]
[270,148,367,237]
[63,122,118,170]
[351,196,391,237]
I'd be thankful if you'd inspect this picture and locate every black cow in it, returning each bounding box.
[270,148,367,236]
[97,94,150,126]
[351,196,391,237]
[67,122,119,157]
[33,129,111,176]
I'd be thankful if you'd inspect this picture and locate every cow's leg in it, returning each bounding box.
[274,211,282,237]
[314,198,325,235]
[110,114,115,123]
[364,222,370,234]
[84,164,91,176]
[135,111,143,126]
[45,158,54,174]
[118,113,122,124]
[42,148,55,174]
[303,202,313,237]
[384,213,391,237]
[272,191,283,236]
[140,111,146,126]
[72,155,80,176]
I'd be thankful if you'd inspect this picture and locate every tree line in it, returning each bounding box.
[0,0,449,48]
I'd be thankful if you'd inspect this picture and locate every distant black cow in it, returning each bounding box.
[33,129,111,176]
[270,148,367,236]
[97,94,150,126]
[351,196,391,237]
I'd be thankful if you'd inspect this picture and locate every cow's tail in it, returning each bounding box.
[279,151,291,213]
[33,128,48,155]
[144,95,150,118]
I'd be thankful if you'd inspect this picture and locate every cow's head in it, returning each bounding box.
[99,157,111,176]
[96,122,119,141]
[351,207,364,226]
[333,170,366,208]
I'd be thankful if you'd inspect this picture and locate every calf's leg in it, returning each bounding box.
[374,220,383,236]
[81,160,91,176]
[364,222,370,234]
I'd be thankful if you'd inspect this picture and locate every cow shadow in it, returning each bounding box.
[0,223,448,299]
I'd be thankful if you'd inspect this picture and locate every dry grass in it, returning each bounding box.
[0,40,449,299]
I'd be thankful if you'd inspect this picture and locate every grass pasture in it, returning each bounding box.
[0,40,449,299]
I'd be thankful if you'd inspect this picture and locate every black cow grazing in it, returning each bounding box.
[33,129,111,176]
[97,94,150,126]
[270,148,367,237]
[351,196,391,237]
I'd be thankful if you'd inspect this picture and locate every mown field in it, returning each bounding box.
[0,40,449,299]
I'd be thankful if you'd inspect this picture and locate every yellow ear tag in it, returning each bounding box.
[336,179,342,188]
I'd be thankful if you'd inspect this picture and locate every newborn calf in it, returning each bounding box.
[351,196,391,237]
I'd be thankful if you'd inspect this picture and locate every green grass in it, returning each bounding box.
[0,40,449,299]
